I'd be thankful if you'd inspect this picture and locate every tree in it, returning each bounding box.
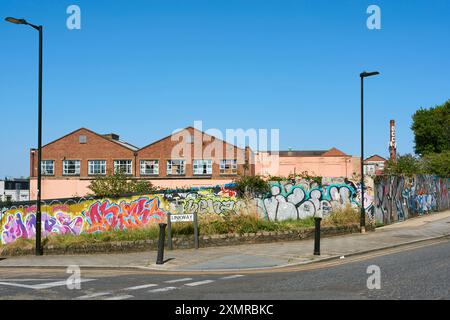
[422,151,450,177]
[384,154,423,177]
[88,170,158,198]
[411,100,450,155]
[233,175,270,197]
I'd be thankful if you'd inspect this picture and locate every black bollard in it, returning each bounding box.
[314,217,322,255]
[156,223,167,264]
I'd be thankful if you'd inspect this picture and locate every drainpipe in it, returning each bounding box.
[134,152,138,179]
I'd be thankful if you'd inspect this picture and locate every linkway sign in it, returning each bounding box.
[167,212,199,250]
[170,214,194,223]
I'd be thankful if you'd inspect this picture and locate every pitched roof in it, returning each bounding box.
[138,126,247,151]
[365,154,387,162]
[35,128,138,152]
[321,147,349,157]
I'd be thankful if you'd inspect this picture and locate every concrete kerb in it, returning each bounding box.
[1,233,449,274]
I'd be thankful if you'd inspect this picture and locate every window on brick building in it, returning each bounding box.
[79,135,87,144]
[88,160,106,175]
[114,160,132,175]
[167,160,185,175]
[63,160,81,176]
[41,160,54,176]
[220,159,237,174]
[193,160,212,175]
[140,160,159,175]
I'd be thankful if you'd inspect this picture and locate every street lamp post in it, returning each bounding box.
[5,17,43,255]
[359,71,379,233]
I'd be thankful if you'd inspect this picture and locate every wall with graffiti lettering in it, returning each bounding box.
[374,175,450,224]
[0,185,242,245]
[255,177,374,221]
[0,195,167,245]
[5,176,447,245]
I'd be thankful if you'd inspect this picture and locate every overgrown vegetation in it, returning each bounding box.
[384,152,450,177]
[233,175,270,197]
[87,170,158,197]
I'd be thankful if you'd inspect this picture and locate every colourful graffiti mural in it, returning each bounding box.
[256,178,368,221]
[0,195,167,245]
[374,175,450,224]
[2,176,447,245]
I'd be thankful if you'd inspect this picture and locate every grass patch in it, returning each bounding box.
[322,204,360,227]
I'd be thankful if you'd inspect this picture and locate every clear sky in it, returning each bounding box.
[1,0,449,178]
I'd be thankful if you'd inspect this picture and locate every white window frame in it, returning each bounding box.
[41,160,54,176]
[193,159,213,175]
[88,160,107,176]
[166,160,185,175]
[114,160,133,175]
[140,160,159,175]
[220,159,237,175]
[63,160,81,176]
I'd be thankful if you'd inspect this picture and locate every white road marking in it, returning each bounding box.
[0,282,36,289]
[74,292,112,300]
[164,278,193,283]
[33,279,95,290]
[148,287,178,293]
[104,295,134,300]
[0,279,64,282]
[123,284,158,291]
[185,280,215,287]
[220,275,245,280]
[0,279,95,290]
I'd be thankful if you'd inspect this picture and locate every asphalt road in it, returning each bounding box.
[0,239,449,300]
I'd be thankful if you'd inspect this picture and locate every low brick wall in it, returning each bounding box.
[0,224,369,257]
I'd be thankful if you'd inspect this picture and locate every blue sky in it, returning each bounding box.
[1,0,449,177]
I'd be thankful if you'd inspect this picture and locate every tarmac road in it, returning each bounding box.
[0,238,449,300]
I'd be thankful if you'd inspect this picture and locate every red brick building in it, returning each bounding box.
[29,127,254,200]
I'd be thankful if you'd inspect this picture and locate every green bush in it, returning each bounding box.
[233,175,270,197]
[88,170,158,197]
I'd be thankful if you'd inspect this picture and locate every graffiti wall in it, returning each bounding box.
[3,176,446,244]
[0,195,167,245]
[374,175,450,224]
[0,186,240,245]
[256,177,374,221]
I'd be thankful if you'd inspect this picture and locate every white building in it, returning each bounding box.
[363,155,387,176]
[0,178,30,203]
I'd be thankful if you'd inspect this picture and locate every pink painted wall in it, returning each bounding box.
[255,152,361,178]
[29,178,235,200]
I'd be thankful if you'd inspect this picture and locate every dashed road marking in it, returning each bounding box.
[123,283,158,291]
[104,295,134,300]
[220,275,245,280]
[74,292,111,300]
[164,278,193,283]
[148,287,178,293]
[185,280,215,287]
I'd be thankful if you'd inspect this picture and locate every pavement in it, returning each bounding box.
[1,210,450,272]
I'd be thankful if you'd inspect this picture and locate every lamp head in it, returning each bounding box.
[5,17,28,25]
[360,71,380,78]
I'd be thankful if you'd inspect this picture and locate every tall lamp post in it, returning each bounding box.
[359,71,379,233]
[5,17,43,255]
